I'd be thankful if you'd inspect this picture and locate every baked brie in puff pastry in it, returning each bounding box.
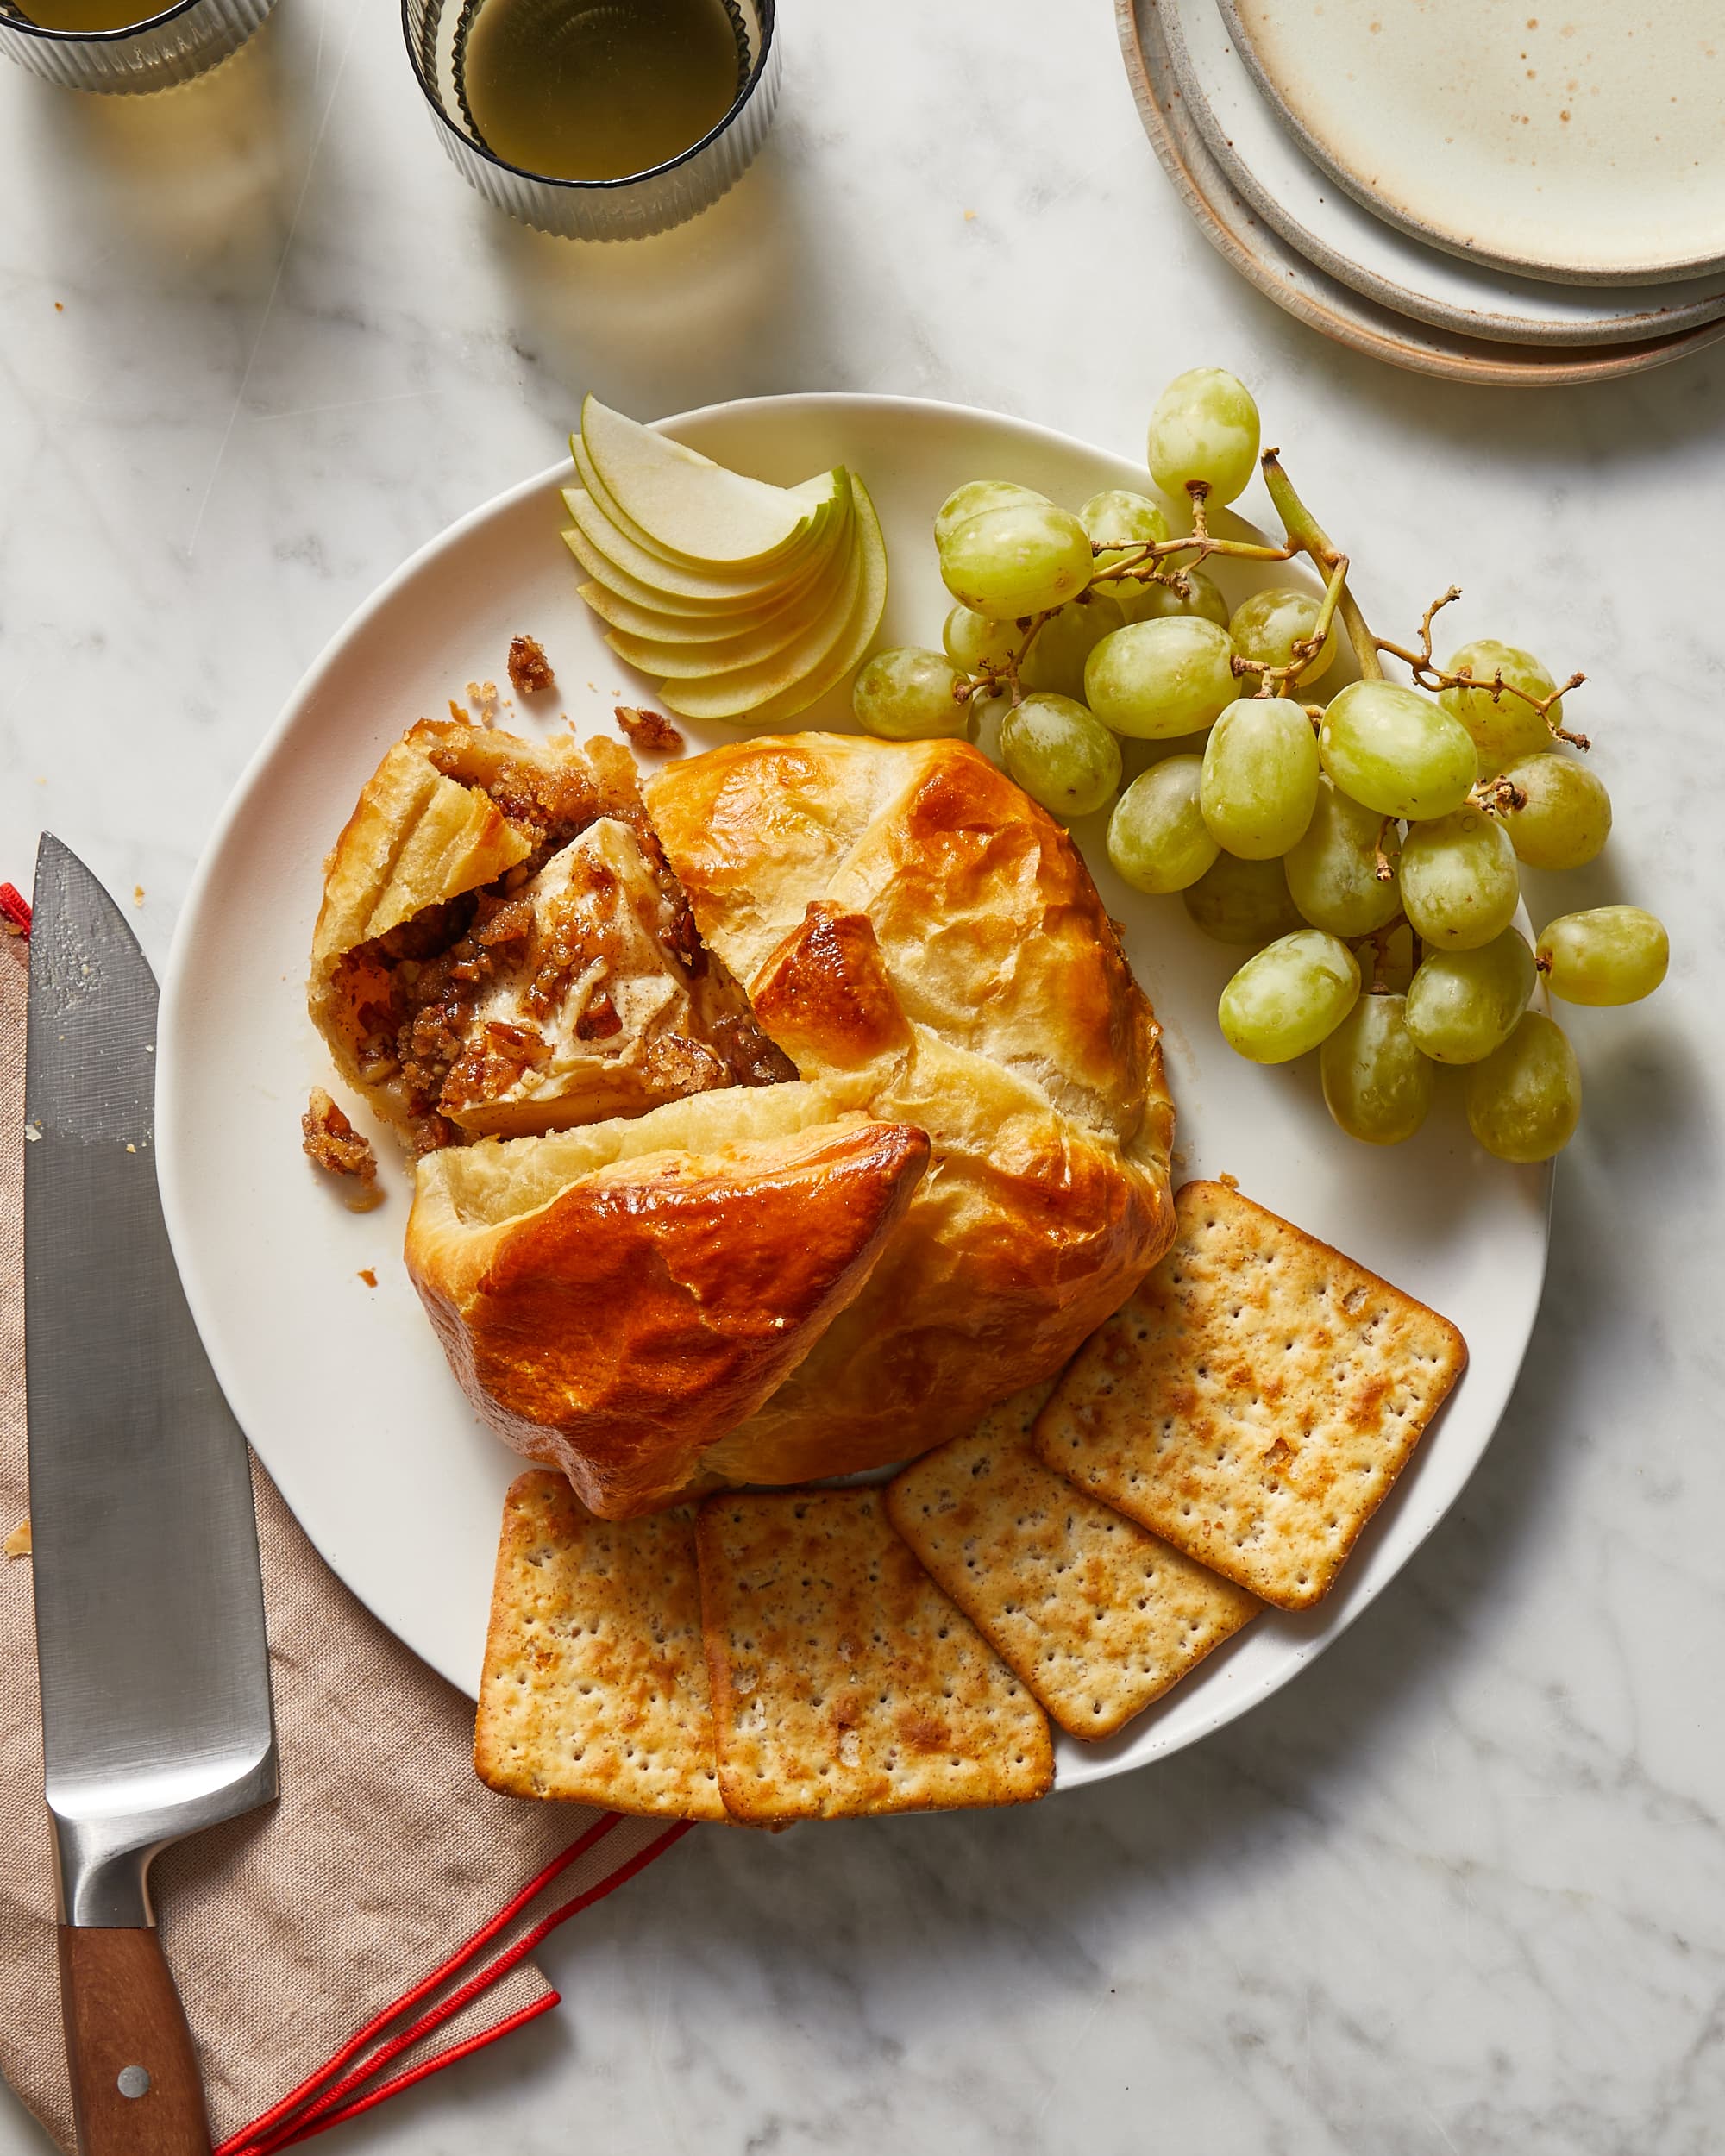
[311,724,1175,1518]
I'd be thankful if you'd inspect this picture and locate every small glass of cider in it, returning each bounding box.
[0,0,275,91]
[403,0,780,241]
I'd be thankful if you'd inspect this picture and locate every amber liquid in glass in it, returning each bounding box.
[15,0,163,26]
[460,0,743,183]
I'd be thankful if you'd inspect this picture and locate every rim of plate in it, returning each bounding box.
[158,390,1551,1794]
[1161,0,1725,349]
[1214,0,1725,288]
[1116,0,1725,386]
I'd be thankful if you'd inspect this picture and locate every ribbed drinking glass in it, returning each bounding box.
[402,0,780,241]
[0,0,276,93]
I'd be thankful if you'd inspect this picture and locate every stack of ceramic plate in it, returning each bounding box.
[1119,0,1725,384]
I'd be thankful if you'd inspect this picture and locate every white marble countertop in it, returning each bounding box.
[3,3,1722,2150]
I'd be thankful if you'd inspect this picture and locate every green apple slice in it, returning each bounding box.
[577,569,845,643]
[693,477,888,727]
[658,478,885,721]
[565,481,844,605]
[561,494,844,619]
[605,548,854,678]
[581,396,825,569]
[573,432,844,583]
[656,530,865,719]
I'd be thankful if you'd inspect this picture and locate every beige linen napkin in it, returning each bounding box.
[0,928,688,2154]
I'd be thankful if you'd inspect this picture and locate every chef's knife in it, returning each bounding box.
[25,835,277,2156]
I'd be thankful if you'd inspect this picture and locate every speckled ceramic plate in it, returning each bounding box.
[1164,0,1725,346]
[1221,0,1725,285]
[157,393,1548,1796]
[1119,0,1725,385]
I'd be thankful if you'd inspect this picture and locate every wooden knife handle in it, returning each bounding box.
[57,1926,210,2155]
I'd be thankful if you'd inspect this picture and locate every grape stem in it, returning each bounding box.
[1375,583,1590,747]
[1350,915,1417,994]
[1259,451,1383,683]
[1262,455,1592,745]
[1472,774,1530,816]
[954,609,1055,708]
[1372,818,1397,884]
[1233,550,1352,699]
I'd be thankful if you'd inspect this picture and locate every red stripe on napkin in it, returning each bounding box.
[218,1818,694,2156]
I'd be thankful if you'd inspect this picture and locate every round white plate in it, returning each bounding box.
[1221,0,1725,285]
[1165,0,1725,347]
[157,393,1549,1796]
[1118,0,1725,387]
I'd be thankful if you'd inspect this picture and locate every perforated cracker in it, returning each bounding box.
[696,1487,1054,1822]
[475,1470,725,1820]
[1034,1182,1466,1611]
[887,1383,1259,1738]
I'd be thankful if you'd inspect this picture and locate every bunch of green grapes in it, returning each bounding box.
[851,367,1669,1165]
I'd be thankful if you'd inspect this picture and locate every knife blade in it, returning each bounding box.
[25,834,276,2156]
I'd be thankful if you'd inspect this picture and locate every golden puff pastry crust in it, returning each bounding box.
[406,1082,930,1518]
[644,736,1176,1488]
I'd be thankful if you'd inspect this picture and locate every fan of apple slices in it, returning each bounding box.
[563,398,888,724]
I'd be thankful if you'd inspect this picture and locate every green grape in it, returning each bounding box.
[1080,489,1170,594]
[1404,929,1535,1064]
[1536,906,1669,1006]
[934,479,1049,552]
[1320,993,1433,1145]
[1284,775,1403,937]
[1182,852,1306,946]
[1107,756,1218,893]
[1114,566,1232,629]
[851,648,969,741]
[938,500,1094,621]
[1319,680,1478,820]
[998,693,1122,819]
[943,604,1019,679]
[1147,367,1260,505]
[1465,1012,1581,1163]
[1020,592,1126,698]
[1439,639,1559,774]
[1219,929,1360,1063]
[1228,586,1337,689]
[1495,751,1611,871]
[1083,617,1238,740]
[1398,806,1521,951]
[1199,697,1320,859]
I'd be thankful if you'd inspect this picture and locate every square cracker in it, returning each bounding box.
[1035,1182,1467,1612]
[696,1488,1054,1823]
[887,1383,1259,1739]
[476,1470,726,1821]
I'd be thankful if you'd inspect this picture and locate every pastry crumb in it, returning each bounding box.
[4,1519,30,1560]
[465,680,501,729]
[357,1267,379,1288]
[303,1087,384,1210]
[507,635,555,695]
[614,705,684,753]
[1215,1170,1239,1189]
[132,885,145,906]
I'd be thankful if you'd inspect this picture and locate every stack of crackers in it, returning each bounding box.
[475,1182,1465,1826]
